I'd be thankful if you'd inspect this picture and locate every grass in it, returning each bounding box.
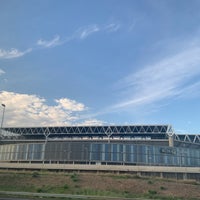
[147,180,154,184]
[32,171,40,178]
[0,170,199,200]
[70,173,79,182]
[148,189,157,195]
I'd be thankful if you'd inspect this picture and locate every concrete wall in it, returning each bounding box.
[0,162,200,180]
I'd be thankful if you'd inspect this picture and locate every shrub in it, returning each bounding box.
[160,186,166,190]
[148,190,157,195]
[32,171,39,178]
[70,173,79,182]
[63,184,69,189]
[37,188,43,193]
[147,180,153,184]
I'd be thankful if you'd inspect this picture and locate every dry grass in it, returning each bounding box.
[0,170,199,199]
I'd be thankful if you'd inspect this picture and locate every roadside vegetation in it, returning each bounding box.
[0,170,199,200]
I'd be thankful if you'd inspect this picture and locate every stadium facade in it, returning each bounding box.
[0,124,200,167]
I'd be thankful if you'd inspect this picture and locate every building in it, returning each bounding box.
[0,124,200,167]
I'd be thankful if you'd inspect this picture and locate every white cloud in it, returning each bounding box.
[37,35,61,48]
[114,44,200,110]
[36,26,100,48]
[76,22,121,39]
[0,91,101,127]
[77,119,105,126]
[55,98,86,111]
[36,22,121,49]
[77,25,100,39]
[177,81,200,99]
[105,23,121,32]
[0,69,5,75]
[0,48,32,59]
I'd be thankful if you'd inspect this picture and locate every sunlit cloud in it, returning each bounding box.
[0,91,100,127]
[114,44,200,110]
[55,98,86,112]
[0,48,32,59]
[76,119,105,126]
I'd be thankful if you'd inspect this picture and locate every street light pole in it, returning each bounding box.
[1,104,6,135]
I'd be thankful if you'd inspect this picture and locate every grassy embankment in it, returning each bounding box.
[0,170,199,200]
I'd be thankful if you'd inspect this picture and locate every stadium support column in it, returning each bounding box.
[43,128,50,163]
[168,134,174,147]
[167,125,174,147]
[105,127,113,143]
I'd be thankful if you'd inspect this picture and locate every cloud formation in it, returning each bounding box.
[1,22,121,58]
[37,35,61,48]
[104,23,121,32]
[77,119,104,126]
[55,98,86,111]
[76,23,121,39]
[0,91,101,127]
[0,48,32,59]
[114,44,200,110]
[36,22,121,48]
[0,69,5,75]
[78,24,100,39]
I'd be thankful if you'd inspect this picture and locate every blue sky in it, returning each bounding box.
[1,0,200,133]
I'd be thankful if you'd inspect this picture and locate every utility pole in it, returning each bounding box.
[1,104,5,135]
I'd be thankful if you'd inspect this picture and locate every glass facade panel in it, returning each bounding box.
[0,141,199,167]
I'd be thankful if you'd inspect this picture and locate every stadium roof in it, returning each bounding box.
[1,124,200,145]
[3,124,173,137]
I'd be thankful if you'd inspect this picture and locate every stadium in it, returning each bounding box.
[0,124,200,169]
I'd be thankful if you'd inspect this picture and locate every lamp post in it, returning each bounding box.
[1,104,6,134]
